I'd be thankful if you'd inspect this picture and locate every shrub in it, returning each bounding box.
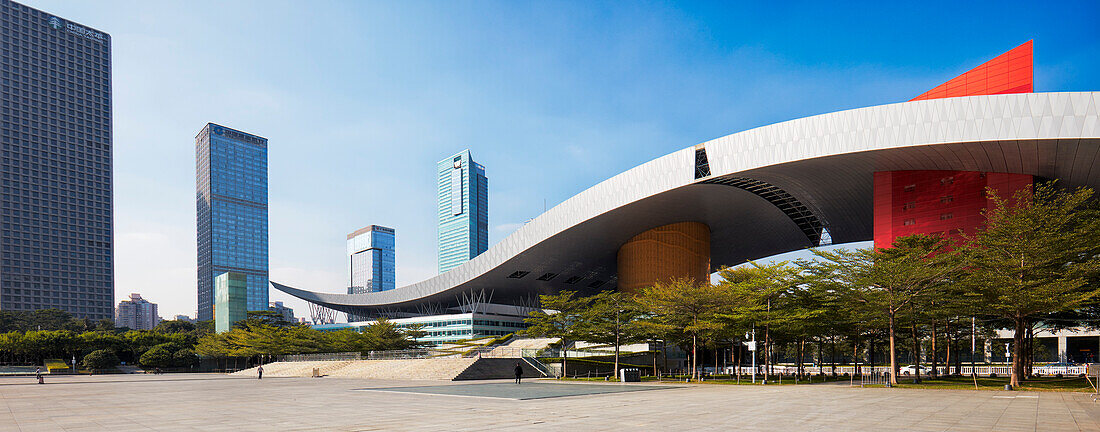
[989,373,998,378]
[172,348,199,368]
[139,346,173,369]
[82,349,119,373]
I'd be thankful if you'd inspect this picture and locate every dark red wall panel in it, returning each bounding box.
[873,170,1033,249]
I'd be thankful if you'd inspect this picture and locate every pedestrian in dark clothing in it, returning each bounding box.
[258,364,264,380]
[35,367,43,384]
[514,363,523,384]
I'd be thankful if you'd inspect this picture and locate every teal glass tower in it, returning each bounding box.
[196,123,269,321]
[437,150,488,273]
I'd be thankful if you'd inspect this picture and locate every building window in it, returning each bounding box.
[903,219,916,226]
[693,148,711,179]
[941,176,954,185]
[904,184,916,192]
[940,213,953,220]
[941,195,953,204]
[903,201,916,210]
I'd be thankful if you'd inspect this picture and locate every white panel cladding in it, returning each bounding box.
[278,92,1100,307]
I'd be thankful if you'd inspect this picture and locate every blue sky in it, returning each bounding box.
[21,0,1100,319]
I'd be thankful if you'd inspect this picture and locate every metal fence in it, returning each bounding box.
[720,364,1085,377]
[465,347,545,358]
[277,352,362,362]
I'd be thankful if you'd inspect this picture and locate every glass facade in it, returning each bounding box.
[437,150,487,273]
[346,225,395,293]
[214,271,247,333]
[0,1,114,319]
[316,312,530,345]
[196,123,268,320]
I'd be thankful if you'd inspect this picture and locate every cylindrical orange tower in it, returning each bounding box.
[616,222,710,294]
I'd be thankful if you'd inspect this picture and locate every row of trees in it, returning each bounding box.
[193,313,424,359]
[525,184,1100,386]
[1,310,424,371]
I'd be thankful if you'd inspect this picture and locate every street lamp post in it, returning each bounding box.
[745,327,757,384]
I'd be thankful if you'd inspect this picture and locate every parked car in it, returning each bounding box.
[899,365,930,376]
[1036,362,1079,375]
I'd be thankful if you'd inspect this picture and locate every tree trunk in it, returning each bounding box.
[613,310,620,377]
[944,321,951,376]
[888,312,898,385]
[562,340,568,379]
[930,320,938,378]
[765,300,772,379]
[1010,317,1026,387]
[797,339,804,378]
[831,336,837,376]
[692,333,698,381]
[1025,324,1034,378]
[910,324,921,383]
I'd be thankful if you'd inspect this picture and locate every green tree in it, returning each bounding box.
[635,279,728,381]
[154,320,196,334]
[522,290,590,378]
[361,318,418,351]
[139,345,174,369]
[811,234,960,385]
[82,349,120,374]
[962,183,1100,387]
[717,262,811,379]
[577,290,646,374]
[173,348,199,368]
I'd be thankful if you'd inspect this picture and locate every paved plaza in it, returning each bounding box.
[2,374,1099,431]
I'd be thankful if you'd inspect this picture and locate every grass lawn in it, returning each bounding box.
[893,375,1096,392]
[556,374,1098,392]
[557,374,853,385]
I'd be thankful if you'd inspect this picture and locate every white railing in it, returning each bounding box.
[718,364,1085,376]
[278,352,361,362]
[467,347,544,358]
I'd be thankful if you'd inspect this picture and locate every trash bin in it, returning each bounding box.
[312,368,320,378]
[620,368,641,382]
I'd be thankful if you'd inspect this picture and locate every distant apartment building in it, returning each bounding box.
[0,0,114,319]
[196,123,269,321]
[171,314,195,323]
[437,150,487,273]
[115,294,160,330]
[268,301,295,322]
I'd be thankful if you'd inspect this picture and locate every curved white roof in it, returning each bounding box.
[275,92,1100,314]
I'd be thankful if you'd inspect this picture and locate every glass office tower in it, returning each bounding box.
[437,150,487,273]
[346,225,395,322]
[347,225,395,293]
[196,123,268,321]
[0,1,114,319]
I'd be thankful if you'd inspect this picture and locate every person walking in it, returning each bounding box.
[514,362,523,384]
[35,367,43,384]
[257,364,264,380]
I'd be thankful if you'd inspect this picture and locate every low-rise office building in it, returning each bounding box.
[313,303,530,345]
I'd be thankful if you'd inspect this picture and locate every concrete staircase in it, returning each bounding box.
[453,358,543,380]
[232,357,544,381]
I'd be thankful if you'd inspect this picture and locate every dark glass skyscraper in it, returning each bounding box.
[196,123,268,321]
[0,1,114,319]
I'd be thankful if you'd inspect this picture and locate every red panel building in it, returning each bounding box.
[911,40,1032,101]
[873,171,1032,248]
[876,42,1036,248]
